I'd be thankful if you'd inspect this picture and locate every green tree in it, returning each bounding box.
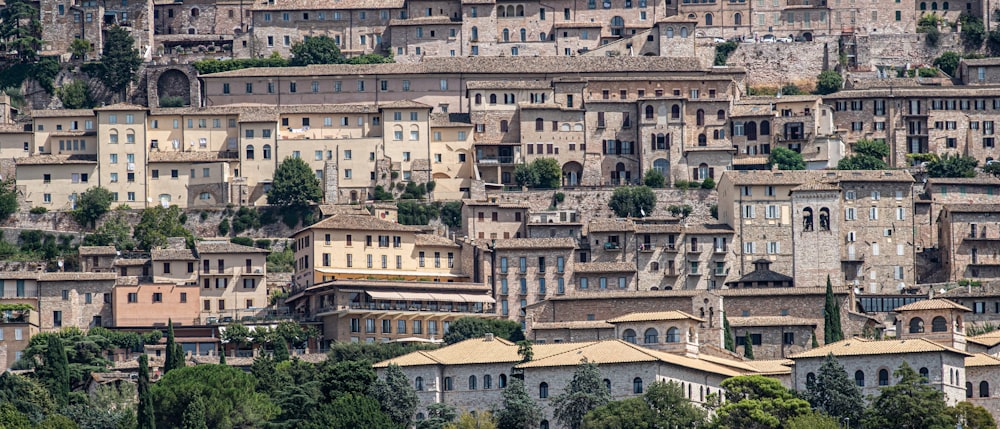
[417,403,459,429]
[290,36,344,66]
[768,147,806,170]
[553,360,612,429]
[164,320,184,375]
[268,157,323,224]
[514,163,540,188]
[38,335,70,406]
[989,29,1000,56]
[347,52,395,64]
[272,338,290,362]
[824,276,844,344]
[948,402,997,429]
[137,354,155,429]
[515,158,562,189]
[99,26,142,97]
[84,208,136,250]
[440,201,464,229]
[0,179,19,220]
[804,354,864,424]
[73,187,114,228]
[221,322,252,356]
[0,371,56,423]
[714,375,812,429]
[781,84,805,95]
[443,317,526,344]
[132,205,193,251]
[926,153,979,178]
[0,0,42,62]
[785,413,842,429]
[961,13,986,50]
[151,364,278,429]
[445,410,498,429]
[723,312,736,353]
[644,381,707,428]
[70,38,89,60]
[643,169,666,188]
[608,186,656,218]
[743,330,755,360]
[714,41,738,66]
[838,139,889,170]
[0,403,33,429]
[36,414,78,429]
[300,393,395,429]
[371,364,419,428]
[583,397,653,429]
[862,362,954,429]
[984,161,1000,178]
[180,393,208,429]
[56,79,94,110]
[815,70,843,95]
[493,378,544,429]
[932,51,962,76]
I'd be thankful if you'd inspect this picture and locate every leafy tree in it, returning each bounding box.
[932,51,962,76]
[804,354,864,424]
[417,403,459,429]
[583,397,653,429]
[137,354,155,429]
[608,186,656,218]
[70,38,90,60]
[73,187,114,229]
[862,362,954,429]
[133,205,193,251]
[815,70,843,95]
[268,157,323,224]
[290,36,344,66]
[99,26,142,97]
[220,322,252,356]
[372,364,419,428]
[785,413,842,429]
[514,163,540,188]
[984,161,1000,178]
[36,414,78,429]
[643,169,666,188]
[948,402,997,429]
[83,208,136,250]
[989,29,1000,56]
[272,337,290,362]
[16,330,114,390]
[838,139,889,170]
[325,341,439,365]
[824,276,843,344]
[347,52,395,64]
[644,381,707,428]
[179,393,208,429]
[714,41,738,66]
[440,201,463,229]
[812,330,820,348]
[0,0,42,62]
[515,158,562,189]
[398,201,440,225]
[714,375,811,429]
[38,335,70,406]
[553,360,612,429]
[667,204,693,218]
[0,403,33,429]
[961,13,986,50]
[493,378,543,429]
[151,364,278,429]
[443,317,526,344]
[768,147,806,170]
[56,80,94,109]
[62,382,137,429]
[0,371,56,423]
[723,312,736,352]
[925,153,978,178]
[445,410,497,429]
[743,330,755,360]
[781,84,805,95]
[517,340,534,362]
[0,179,19,220]
[299,393,395,429]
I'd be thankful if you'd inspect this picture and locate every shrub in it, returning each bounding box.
[667,204,693,218]
[218,219,230,236]
[159,96,186,107]
[714,41,738,66]
[230,236,254,247]
[29,207,47,214]
[254,239,272,249]
[643,169,666,188]
[932,51,961,76]
[815,70,843,95]
[917,67,937,78]
[554,192,565,204]
[701,177,716,189]
[673,180,689,190]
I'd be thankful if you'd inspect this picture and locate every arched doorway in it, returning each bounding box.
[562,161,583,187]
[653,159,669,178]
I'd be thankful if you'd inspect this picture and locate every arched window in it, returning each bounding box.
[746,121,757,140]
[968,382,974,398]
[671,105,680,119]
[645,105,655,119]
[540,421,549,429]
[932,1,938,9]
[698,134,707,146]
[489,94,497,104]
[666,27,674,37]
[819,208,830,231]
[760,120,771,135]
[516,5,524,16]
[258,144,269,160]
[540,32,546,41]
[919,367,929,383]
[909,317,925,333]
[499,374,508,388]
[717,109,725,120]
[920,1,927,9]
[471,26,479,40]
[191,7,200,16]
[705,13,713,25]
[680,27,688,37]
[604,379,611,392]
[666,327,681,342]
[644,328,658,343]
[734,12,742,25]
[855,370,865,387]
[415,377,424,390]
[981,381,990,397]
[698,163,709,180]
[539,382,549,398]
[623,329,637,343]
[507,5,515,16]
[878,369,889,386]
[806,372,816,387]
[803,207,814,231]
[943,1,949,8]
[932,316,948,332]
[696,109,705,126]
[520,28,527,41]
[417,413,426,421]
[500,120,509,132]
[444,377,454,391]
[651,261,660,271]
[246,144,255,160]
[475,93,482,105]
[469,375,478,390]
[484,374,492,389]
[503,28,510,42]
[633,378,644,394]
[535,118,544,131]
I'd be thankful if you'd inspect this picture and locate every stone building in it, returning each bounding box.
[913,175,1000,277]
[939,204,1000,283]
[491,237,577,324]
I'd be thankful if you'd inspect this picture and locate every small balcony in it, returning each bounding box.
[714,246,727,254]
[687,245,702,254]
[639,243,655,252]
[604,242,622,251]
[663,244,678,252]
[477,155,517,165]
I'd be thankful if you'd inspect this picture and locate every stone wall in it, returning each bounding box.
[487,188,718,227]
[728,41,830,87]
[856,33,962,71]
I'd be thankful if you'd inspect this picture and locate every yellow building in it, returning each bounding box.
[95,104,149,206]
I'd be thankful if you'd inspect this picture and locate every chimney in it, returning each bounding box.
[484,332,495,341]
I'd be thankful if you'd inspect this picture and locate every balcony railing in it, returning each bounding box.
[639,243,655,252]
[604,242,622,250]
[477,155,516,165]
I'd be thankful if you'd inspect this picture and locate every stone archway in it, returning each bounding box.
[145,65,201,108]
[562,161,583,187]
[157,69,192,106]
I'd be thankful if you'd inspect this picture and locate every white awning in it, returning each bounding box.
[366,291,404,300]
[460,294,496,304]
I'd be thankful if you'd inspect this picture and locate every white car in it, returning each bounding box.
[761,35,777,43]
[777,37,793,43]
[713,37,727,43]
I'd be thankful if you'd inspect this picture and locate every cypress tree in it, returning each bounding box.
[180,393,208,429]
[218,346,226,365]
[743,330,754,360]
[824,276,844,344]
[39,335,70,405]
[723,312,736,352]
[811,329,820,348]
[172,343,186,370]
[165,319,181,374]
[137,354,155,429]
[273,339,290,363]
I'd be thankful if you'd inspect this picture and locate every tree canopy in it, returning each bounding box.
[290,36,344,66]
[514,158,562,189]
[371,364,419,428]
[132,205,193,250]
[552,360,612,429]
[862,362,954,429]
[608,186,656,218]
[643,169,666,188]
[838,139,889,170]
[713,375,812,429]
[493,378,543,429]
[83,208,137,250]
[268,157,323,225]
[99,26,142,96]
[151,364,278,429]
[932,51,962,76]
[804,354,863,424]
[815,70,843,95]
[0,0,42,62]
[823,276,843,344]
[768,147,806,170]
[73,187,114,228]
[443,317,526,344]
[925,153,978,178]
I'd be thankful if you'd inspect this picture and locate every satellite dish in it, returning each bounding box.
[57,260,64,268]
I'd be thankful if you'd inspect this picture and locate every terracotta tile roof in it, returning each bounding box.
[37,272,117,281]
[30,109,95,118]
[789,337,972,359]
[573,262,636,273]
[719,286,844,296]
[151,248,196,261]
[606,310,703,323]
[94,103,148,111]
[961,58,1000,66]
[792,182,841,192]
[531,320,615,330]
[721,170,914,186]
[967,332,1000,348]
[682,223,736,234]
[113,258,150,266]
[465,80,552,90]
[196,240,270,254]
[553,21,605,28]
[300,214,420,234]
[202,56,707,78]
[238,108,279,123]
[298,279,490,294]
[966,353,1000,367]
[941,204,1000,214]
[492,237,577,250]
[79,246,117,256]
[825,86,1000,99]
[254,0,405,10]
[389,16,456,26]
[16,154,98,165]
[927,175,1000,185]
[429,113,471,127]
[588,219,634,233]
[318,204,372,217]
[148,151,236,163]
[741,359,794,375]
[516,340,746,377]
[49,130,95,137]
[414,234,460,248]
[893,298,970,312]
[727,316,820,327]
[730,104,774,117]
[379,100,433,110]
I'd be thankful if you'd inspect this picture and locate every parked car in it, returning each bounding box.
[761,34,777,43]
[777,37,793,43]
[713,37,727,43]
